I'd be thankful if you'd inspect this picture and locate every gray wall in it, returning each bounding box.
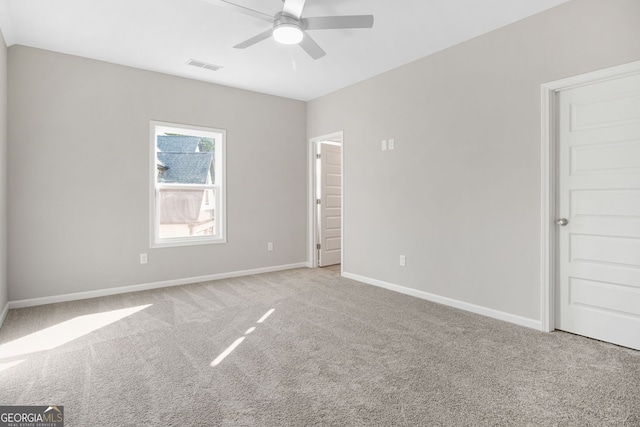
[307,0,640,321]
[8,46,307,301]
[0,30,7,313]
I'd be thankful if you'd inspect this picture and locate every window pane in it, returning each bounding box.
[158,188,215,238]
[156,134,215,185]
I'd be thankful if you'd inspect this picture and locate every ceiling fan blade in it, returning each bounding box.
[233,29,273,49]
[299,32,326,60]
[282,0,306,19]
[302,15,374,30]
[208,0,273,23]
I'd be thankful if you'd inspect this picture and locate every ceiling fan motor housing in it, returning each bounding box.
[273,12,304,44]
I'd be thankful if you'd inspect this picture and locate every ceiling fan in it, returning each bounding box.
[212,0,374,59]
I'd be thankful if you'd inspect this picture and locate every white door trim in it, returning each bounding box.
[308,131,344,269]
[540,60,640,332]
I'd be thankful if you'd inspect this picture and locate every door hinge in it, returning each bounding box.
[316,198,321,205]
[317,243,321,250]
[316,153,321,159]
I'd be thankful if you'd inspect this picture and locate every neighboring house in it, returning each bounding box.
[157,135,200,153]
[156,135,215,233]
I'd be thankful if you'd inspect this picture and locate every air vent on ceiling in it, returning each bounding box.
[187,59,223,72]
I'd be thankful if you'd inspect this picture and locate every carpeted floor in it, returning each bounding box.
[0,267,639,426]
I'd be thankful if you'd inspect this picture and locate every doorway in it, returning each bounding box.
[541,61,640,350]
[309,132,343,268]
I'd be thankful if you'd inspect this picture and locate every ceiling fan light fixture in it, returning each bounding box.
[273,23,303,45]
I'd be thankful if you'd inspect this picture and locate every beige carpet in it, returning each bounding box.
[0,267,639,426]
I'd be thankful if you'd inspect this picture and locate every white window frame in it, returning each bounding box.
[150,120,226,248]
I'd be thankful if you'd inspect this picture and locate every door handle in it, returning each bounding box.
[556,218,569,226]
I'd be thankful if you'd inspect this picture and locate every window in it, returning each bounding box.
[150,121,226,247]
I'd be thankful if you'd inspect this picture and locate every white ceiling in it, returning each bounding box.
[0,0,570,101]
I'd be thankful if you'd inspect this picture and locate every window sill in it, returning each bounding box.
[151,236,226,249]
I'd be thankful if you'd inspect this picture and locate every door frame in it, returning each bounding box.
[308,131,344,269]
[540,60,640,332]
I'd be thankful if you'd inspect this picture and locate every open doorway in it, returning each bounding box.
[309,132,343,268]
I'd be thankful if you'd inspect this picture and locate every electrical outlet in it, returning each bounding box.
[388,138,395,150]
[140,253,148,264]
[381,140,387,151]
[399,255,406,266]
[267,242,274,251]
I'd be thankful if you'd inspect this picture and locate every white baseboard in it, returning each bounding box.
[8,262,309,310]
[342,272,543,331]
[0,301,8,330]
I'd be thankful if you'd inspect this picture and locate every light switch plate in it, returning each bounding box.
[381,140,387,151]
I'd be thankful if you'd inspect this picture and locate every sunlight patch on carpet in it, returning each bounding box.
[0,359,25,373]
[210,308,276,367]
[0,304,152,359]
[210,337,245,367]
[257,308,275,323]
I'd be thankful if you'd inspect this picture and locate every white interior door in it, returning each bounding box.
[556,72,640,350]
[318,143,342,267]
